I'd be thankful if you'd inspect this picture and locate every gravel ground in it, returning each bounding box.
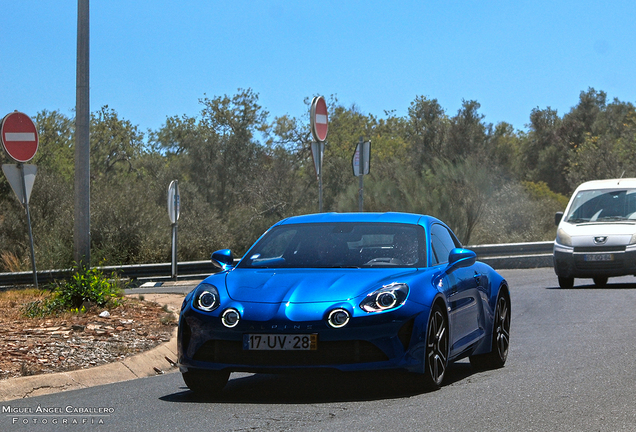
[0,293,179,380]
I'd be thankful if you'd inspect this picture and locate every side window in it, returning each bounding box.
[430,224,458,265]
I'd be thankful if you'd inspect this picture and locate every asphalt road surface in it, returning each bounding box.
[2,267,636,432]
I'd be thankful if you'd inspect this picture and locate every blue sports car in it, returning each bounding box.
[178,212,510,394]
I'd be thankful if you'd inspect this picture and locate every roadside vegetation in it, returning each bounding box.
[1,87,635,271]
[21,266,123,317]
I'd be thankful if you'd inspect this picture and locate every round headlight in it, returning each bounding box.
[198,291,217,310]
[221,308,240,328]
[360,282,409,313]
[377,291,397,309]
[328,308,350,328]
[194,284,221,312]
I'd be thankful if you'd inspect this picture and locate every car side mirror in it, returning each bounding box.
[445,248,476,274]
[211,249,235,271]
[555,212,564,226]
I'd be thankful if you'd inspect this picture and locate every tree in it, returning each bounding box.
[405,96,447,173]
[518,107,568,193]
[90,106,146,179]
[445,100,489,162]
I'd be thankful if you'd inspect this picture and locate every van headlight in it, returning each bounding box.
[556,228,572,247]
[630,234,636,245]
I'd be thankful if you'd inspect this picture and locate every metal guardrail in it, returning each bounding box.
[468,241,554,270]
[0,260,219,289]
[0,241,556,288]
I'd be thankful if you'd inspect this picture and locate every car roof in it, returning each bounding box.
[275,212,434,226]
[575,178,636,191]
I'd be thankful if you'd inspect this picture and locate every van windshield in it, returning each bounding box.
[565,189,636,223]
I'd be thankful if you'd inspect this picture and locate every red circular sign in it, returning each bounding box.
[311,96,329,142]
[1,112,39,162]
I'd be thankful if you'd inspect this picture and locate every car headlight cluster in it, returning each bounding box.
[194,284,221,312]
[556,228,572,247]
[360,282,409,313]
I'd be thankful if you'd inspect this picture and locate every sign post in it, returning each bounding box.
[352,137,371,212]
[168,180,180,280]
[310,97,329,212]
[1,112,39,287]
[310,141,325,212]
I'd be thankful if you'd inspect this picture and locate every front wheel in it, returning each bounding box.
[182,369,230,396]
[470,292,510,370]
[419,304,448,390]
[558,276,574,289]
[593,276,608,287]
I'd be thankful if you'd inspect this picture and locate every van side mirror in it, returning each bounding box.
[555,212,564,226]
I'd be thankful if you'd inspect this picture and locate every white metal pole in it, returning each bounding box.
[19,163,38,288]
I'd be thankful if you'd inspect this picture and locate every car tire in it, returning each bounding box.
[593,277,608,287]
[558,276,574,289]
[182,369,230,396]
[470,291,511,370]
[420,304,449,390]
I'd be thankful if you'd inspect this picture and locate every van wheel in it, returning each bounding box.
[593,277,608,287]
[558,276,574,289]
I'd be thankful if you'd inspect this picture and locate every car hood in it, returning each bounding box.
[223,268,418,304]
[560,221,636,247]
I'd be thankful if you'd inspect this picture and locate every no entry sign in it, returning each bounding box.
[310,96,329,142]
[1,112,39,163]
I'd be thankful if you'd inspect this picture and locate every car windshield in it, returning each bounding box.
[239,222,426,269]
[565,189,636,223]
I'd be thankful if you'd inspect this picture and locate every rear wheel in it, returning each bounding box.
[470,292,510,370]
[558,276,574,289]
[182,369,230,396]
[593,276,608,287]
[420,304,448,390]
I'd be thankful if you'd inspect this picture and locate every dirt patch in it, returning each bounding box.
[0,290,183,380]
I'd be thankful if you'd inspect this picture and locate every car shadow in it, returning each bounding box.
[160,362,477,404]
[546,281,636,290]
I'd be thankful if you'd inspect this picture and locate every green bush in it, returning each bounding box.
[53,266,122,309]
[22,266,122,317]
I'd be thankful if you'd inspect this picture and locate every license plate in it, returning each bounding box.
[244,334,317,351]
[584,253,614,262]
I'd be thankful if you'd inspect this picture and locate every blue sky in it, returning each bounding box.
[1,1,635,136]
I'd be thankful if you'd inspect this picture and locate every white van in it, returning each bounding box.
[554,178,636,288]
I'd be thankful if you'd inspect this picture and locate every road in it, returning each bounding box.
[2,268,636,431]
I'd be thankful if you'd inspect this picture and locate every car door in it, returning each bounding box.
[430,224,481,357]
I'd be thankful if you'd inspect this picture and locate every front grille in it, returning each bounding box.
[574,246,626,253]
[193,339,389,366]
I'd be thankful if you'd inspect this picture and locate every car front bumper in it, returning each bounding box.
[177,305,429,374]
[553,243,636,278]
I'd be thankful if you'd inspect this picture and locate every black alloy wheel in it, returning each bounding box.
[423,304,448,390]
[470,291,510,370]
